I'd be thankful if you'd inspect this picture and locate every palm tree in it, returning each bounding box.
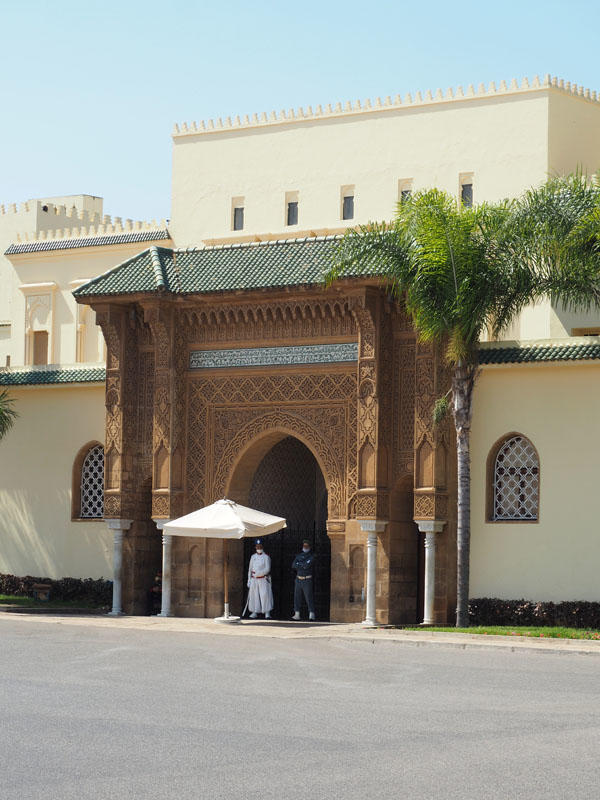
[329,176,600,626]
[0,390,17,441]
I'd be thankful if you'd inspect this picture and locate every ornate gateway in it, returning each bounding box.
[75,238,457,623]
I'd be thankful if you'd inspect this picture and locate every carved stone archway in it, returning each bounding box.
[214,411,341,517]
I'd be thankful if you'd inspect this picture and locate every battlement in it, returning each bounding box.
[173,74,600,138]
[0,194,166,243]
[0,198,100,220]
[12,215,168,244]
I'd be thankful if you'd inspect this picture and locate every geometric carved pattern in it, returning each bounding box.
[80,444,104,518]
[213,409,345,517]
[189,342,358,369]
[413,493,435,519]
[493,435,539,520]
[186,372,357,519]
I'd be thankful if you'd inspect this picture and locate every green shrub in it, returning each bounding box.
[0,573,111,606]
[469,598,600,629]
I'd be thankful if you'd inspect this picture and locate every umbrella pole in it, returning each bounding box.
[223,539,229,618]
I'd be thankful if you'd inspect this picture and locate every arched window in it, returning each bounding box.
[72,442,104,520]
[491,434,539,521]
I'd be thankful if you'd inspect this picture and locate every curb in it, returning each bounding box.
[2,611,600,655]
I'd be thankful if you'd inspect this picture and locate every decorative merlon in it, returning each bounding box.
[0,198,166,240]
[12,218,168,243]
[173,75,600,138]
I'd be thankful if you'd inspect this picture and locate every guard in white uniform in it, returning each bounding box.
[247,538,274,619]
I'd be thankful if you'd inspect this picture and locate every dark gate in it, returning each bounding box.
[244,436,330,620]
[243,526,330,620]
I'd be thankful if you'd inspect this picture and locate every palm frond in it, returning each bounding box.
[0,390,18,440]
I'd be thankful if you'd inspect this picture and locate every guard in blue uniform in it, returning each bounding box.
[292,538,316,620]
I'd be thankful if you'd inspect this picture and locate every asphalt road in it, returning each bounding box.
[1,618,599,800]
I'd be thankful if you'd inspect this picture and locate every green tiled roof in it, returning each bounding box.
[73,237,381,298]
[5,230,170,256]
[0,365,106,386]
[479,342,600,364]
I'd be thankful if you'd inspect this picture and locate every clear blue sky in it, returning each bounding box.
[1,0,599,223]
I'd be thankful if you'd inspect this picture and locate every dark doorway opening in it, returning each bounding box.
[243,436,330,620]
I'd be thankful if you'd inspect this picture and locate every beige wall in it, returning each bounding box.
[0,383,111,579]
[170,93,552,246]
[470,361,600,601]
[5,239,171,368]
[548,92,600,176]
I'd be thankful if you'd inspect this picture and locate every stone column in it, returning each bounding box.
[153,519,173,617]
[105,519,132,615]
[357,519,388,627]
[415,520,446,625]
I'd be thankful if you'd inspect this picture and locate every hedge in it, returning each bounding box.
[469,598,600,629]
[0,573,111,606]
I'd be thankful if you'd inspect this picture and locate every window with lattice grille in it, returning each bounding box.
[80,445,104,519]
[493,435,539,521]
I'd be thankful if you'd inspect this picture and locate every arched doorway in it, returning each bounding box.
[242,436,330,620]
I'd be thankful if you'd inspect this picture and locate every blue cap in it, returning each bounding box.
[255,538,263,546]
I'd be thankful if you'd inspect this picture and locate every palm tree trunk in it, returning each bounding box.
[452,362,475,628]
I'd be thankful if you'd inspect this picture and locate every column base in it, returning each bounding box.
[362,619,378,628]
[107,611,125,617]
[214,615,241,624]
[158,611,174,618]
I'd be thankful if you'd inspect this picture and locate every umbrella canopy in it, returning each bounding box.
[164,498,286,539]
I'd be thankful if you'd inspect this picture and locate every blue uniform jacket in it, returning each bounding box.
[292,550,315,577]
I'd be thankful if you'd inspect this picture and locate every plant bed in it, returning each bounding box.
[0,573,112,607]
[402,625,600,640]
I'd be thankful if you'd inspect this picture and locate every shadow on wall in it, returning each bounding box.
[0,487,111,580]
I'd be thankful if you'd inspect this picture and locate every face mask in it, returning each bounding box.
[302,546,310,553]
[256,548,263,553]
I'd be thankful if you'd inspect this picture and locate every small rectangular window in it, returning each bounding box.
[461,183,473,208]
[231,196,245,231]
[287,201,298,226]
[342,195,354,220]
[398,178,413,204]
[340,184,355,221]
[33,330,48,365]
[233,206,244,231]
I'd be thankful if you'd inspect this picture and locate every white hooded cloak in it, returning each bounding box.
[247,551,274,613]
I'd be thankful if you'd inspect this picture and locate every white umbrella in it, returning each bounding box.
[164,499,286,622]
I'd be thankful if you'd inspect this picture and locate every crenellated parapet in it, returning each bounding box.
[11,216,167,243]
[0,198,166,242]
[173,74,599,138]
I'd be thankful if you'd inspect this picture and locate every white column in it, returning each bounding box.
[357,519,388,628]
[153,519,173,617]
[415,520,446,626]
[105,519,132,615]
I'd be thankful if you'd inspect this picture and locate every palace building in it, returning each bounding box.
[1,75,600,624]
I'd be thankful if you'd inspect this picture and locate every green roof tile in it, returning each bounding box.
[73,237,381,298]
[5,230,170,255]
[479,342,600,364]
[0,365,106,386]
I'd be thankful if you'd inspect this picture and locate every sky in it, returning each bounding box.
[1,0,599,223]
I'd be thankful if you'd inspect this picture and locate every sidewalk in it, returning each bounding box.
[2,609,600,655]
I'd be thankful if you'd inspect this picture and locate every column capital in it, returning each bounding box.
[152,518,172,531]
[414,519,446,534]
[357,519,388,534]
[105,518,133,532]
